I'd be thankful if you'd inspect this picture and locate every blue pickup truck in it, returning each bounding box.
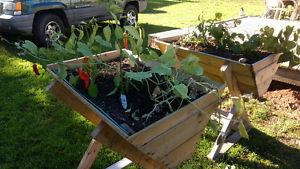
[0,0,147,45]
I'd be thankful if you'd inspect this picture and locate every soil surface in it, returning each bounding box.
[175,38,269,64]
[263,81,300,112]
[66,59,208,135]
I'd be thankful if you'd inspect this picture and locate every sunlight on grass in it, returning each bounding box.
[139,0,265,29]
[0,0,299,168]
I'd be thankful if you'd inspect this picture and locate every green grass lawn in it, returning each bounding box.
[0,0,299,169]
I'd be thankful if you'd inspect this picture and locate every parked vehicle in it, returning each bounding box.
[0,0,147,45]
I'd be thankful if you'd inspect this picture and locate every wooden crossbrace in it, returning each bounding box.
[207,62,252,161]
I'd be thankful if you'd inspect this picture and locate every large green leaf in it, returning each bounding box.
[181,54,203,76]
[77,42,93,57]
[159,45,176,67]
[88,83,98,98]
[173,83,189,99]
[140,49,160,62]
[125,71,152,81]
[95,35,112,48]
[108,75,122,96]
[115,25,124,40]
[69,75,79,86]
[88,24,99,46]
[122,49,137,66]
[103,25,112,42]
[151,64,172,75]
[22,40,38,55]
[124,26,140,39]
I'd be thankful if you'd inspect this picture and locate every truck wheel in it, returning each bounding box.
[120,5,138,26]
[33,13,66,46]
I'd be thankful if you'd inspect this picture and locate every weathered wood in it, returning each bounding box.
[161,130,203,168]
[149,29,281,97]
[208,62,253,161]
[77,139,102,169]
[47,50,120,71]
[207,109,235,161]
[92,123,168,169]
[128,89,222,147]
[47,80,102,125]
[106,158,132,169]
[274,66,300,87]
[220,63,241,96]
[141,101,217,160]
[47,51,130,139]
[48,49,224,169]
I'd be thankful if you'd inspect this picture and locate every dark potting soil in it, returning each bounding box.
[175,40,270,64]
[65,60,207,136]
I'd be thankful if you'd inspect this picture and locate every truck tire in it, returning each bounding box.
[33,13,66,46]
[120,4,138,26]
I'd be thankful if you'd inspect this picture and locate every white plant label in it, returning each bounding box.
[121,94,128,110]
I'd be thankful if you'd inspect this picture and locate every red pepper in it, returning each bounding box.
[78,68,90,90]
[32,64,40,75]
[123,32,128,49]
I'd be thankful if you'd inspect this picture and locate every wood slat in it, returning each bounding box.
[141,101,217,160]
[128,90,221,147]
[152,39,256,87]
[274,66,300,87]
[252,53,281,72]
[92,123,168,169]
[161,131,203,168]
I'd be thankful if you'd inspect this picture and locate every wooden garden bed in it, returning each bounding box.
[47,50,224,168]
[148,29,280,97]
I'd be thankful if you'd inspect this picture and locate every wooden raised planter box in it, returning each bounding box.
[148,28,281,97]
[46,50,224,168]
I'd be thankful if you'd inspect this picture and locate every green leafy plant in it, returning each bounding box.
[178,13,300,66]
[16,13,218,133]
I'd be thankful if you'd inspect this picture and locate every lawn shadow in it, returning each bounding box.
[223,128,300,168]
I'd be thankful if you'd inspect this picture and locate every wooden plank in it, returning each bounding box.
[252,53,281,72]
[254,61,279,85]
[219,125,252,154]
[77,139,102,169]
[148,27,195,43]
[161,131,203,168]
[106,158,132,169]
[47,51,130,139]
[152,39,257,88]
[47,80,102,125]
[141,101,217,160]
[274,67,300,86]
[257,75,274,97]
[254,61,279,96]
[128,90,221,147]
[47,50,120,71]
[92,123,168,169]
[220,62,241,96]
[207,109,235,161]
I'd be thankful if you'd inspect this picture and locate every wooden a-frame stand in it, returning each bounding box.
[74,61,253,168]
[207,62,252,161]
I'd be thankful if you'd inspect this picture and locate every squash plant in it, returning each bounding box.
[16,19,220,134]
[177,13,300,66]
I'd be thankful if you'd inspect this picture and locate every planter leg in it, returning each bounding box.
[208,62,253,161]
[77,139,102,169]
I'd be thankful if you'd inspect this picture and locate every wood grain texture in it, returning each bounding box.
[92,123,168,169]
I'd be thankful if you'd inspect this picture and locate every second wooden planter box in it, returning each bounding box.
[148,28,281,97]
[47,50,223,168]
